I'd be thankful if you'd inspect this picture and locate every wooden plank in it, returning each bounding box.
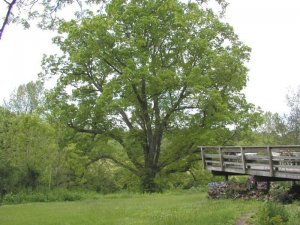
[204,154,220,159]
[222,149,242,153]
[268,146,274,176]
[270,145,300,150]
[205,160,220,165]
[246,163,270,170]
[272,156,300,160]
[223,168,245,174]
[274,164,300,170]
[219,147,224,171]
[276,168,300,173]
[247,169,271,177]
[224,162,242,166]
[206,166,222,172]
[241,147,246,173]
[200,147,206,169]
[223,155,241,160]
[245,155,269,160]
[274,172,300,180]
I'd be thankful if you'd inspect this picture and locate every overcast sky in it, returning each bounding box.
[0,0,300,114]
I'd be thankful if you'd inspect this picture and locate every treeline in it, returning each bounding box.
[0,107,211,196]
[244,88,300,146]
[0,81,133,196]
[1,80,299,198]
[0,81,210,197]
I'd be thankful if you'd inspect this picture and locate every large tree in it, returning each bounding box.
[42,0,259,192]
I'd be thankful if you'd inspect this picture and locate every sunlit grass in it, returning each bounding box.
[0,191,261,225]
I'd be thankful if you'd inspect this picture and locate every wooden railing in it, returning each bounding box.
[200,146,300,180]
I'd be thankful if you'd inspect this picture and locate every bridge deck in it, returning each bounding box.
[200,146,300,180]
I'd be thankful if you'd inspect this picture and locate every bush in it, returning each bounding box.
[1,189,97,205]
[255,202,289,225]
[0,164,22,196]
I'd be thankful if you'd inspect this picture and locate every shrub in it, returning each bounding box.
[255,202,289,225]
[0,189,96,205]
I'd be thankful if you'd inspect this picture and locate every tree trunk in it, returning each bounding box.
[140,168,159,193]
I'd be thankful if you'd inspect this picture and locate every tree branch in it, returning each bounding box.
[88,154,141,176]
[68,122,125,147]
[117,108,134,130]
[164,158,200,175]
[158,142,195,169]
[85,63,104,92]
[103,58,122,75]
[0,0,17,40]
[162,86,189,127]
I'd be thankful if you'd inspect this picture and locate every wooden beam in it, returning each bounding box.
[200,147,206,169]
[240,147,246,173]
[267,146,274,177]
[219,147,224,171]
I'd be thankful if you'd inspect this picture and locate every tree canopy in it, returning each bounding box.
[0,0,228,39]
[40,0,260,192]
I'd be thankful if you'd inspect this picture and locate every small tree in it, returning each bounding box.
[285,87,300,144]
[254,112,287,145]
[3,80,44,114]
[42,0,259,192]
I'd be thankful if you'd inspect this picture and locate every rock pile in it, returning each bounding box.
[208,181,265,200]
[208,179,300,204]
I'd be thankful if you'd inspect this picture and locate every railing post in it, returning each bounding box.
[240,147,246,173]
[219,147,224,171]
[267,146,274,177]
[200,147,206,169]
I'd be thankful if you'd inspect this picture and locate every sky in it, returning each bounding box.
[0,0,300,114]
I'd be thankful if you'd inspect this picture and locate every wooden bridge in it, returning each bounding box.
[200,146,300,181]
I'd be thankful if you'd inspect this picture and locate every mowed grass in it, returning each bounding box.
[0,192,260,225]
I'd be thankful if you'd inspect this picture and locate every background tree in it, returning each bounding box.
[0,107,59,192]
[285,87,300,144]
[253,112,287,145]
[3,80,44,114]
[0,107,19,196]
[5,114,58,190]
[41,0,259,192]
[246,87,300,146]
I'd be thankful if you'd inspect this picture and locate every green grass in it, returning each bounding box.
[0,191,261,225]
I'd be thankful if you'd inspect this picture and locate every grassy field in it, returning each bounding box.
[0,191,261,225]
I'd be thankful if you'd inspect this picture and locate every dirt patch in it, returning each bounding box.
[235,212,255,225]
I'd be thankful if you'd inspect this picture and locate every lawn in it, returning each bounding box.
[0,191,261,225]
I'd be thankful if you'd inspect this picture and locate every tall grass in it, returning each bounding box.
[0,191,261,225]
